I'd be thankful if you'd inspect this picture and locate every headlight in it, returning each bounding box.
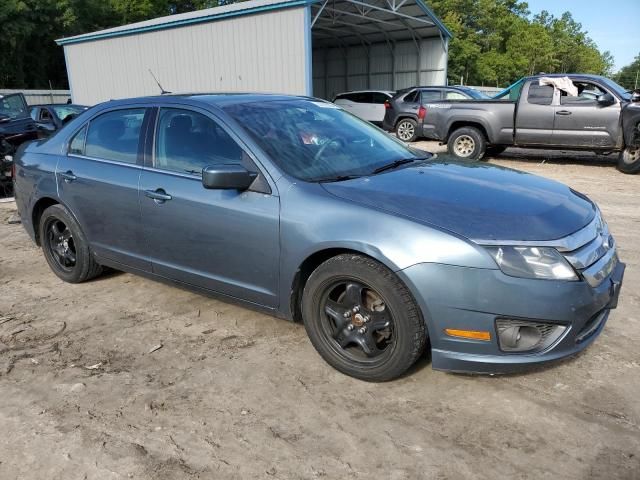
[486,246,578,281]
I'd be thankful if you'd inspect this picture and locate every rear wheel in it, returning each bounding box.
[617,146,640,174]
[395,118,418,142]
[302,254,427,382]
[447,126,487,161]
[39,204,102,283]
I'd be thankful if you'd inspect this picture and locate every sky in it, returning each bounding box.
[525,0,640,71]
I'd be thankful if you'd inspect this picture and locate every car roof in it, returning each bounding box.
[525,73,606,82]
[95,92,316,109]
[334,90,395,95]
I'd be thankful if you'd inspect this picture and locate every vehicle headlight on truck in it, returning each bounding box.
[486,246,578,281]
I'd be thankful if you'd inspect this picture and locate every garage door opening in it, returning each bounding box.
[310,0,451,100]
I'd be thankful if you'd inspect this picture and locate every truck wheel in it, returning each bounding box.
[617,147,640,174]
[447,126,486,161]
[396,118,418,142]
[39,204,103,283]
[302,254,427,382]
[485,146,507,158]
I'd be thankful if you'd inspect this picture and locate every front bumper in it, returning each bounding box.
[398,259,625,374]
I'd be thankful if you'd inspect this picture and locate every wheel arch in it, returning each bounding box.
[289,247,400,323]
[31,196,61,246]
[446,121,490,144]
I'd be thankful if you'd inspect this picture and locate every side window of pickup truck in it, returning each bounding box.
[527,84,555,105]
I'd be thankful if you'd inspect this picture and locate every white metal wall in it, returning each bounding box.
[64,7,308,105]
[312,37,447,99]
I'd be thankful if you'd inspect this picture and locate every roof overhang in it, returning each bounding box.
[310,0,452,49]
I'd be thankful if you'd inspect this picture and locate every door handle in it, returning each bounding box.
[60,170,77,183]
[556,110,572,116]
[144,189,172,203]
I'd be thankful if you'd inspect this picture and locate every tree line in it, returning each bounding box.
[0,0,635,90]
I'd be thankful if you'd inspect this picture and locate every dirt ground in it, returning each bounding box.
[1,143,639,480]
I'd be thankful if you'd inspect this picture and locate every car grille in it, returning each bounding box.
[561,213,617,287]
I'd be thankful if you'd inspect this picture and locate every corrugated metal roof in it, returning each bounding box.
[56,0,319,45]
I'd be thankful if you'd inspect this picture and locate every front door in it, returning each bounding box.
[552,80,622,148]
[139,106,280,307]
[57,107,151,271]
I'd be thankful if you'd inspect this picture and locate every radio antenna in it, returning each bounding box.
[149,69,171,95]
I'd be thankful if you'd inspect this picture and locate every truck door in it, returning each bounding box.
[514,81,556,145]
[552,80,621,148]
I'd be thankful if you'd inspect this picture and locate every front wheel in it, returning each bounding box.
[40,204,102,283]
[617,146,640,174]
[302,254,427,381]
[447,126,487,161]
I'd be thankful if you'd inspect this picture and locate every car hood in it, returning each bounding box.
[321,160,595,242]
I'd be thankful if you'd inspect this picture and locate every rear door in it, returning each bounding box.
[514,81,556,145]
[139,105,280,307]
[552,80,621,148]
[57,107,151,271]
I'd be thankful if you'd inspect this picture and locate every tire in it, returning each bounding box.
[616,147,640,174]
[485,145,507,158]
[395,118,418,142]
[301,254,427,382]
[447,126,487,161]
[39,204,102,283]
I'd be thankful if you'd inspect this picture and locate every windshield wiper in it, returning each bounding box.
[313,174,362,183]
[371,156,428,175]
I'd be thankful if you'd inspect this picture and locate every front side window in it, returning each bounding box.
[560,82,606,105]
[85,108,145,164]
[224,99,427,182]
[155,108,244,175]
[446,91,467,100]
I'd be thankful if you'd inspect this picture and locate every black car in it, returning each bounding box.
[30,104,89,136]
[383,86,488,142]
[1,93,39,196]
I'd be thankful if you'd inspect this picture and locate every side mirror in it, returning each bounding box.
[597,93,615,106]
[631,89,640,103]
[202,164,257,190]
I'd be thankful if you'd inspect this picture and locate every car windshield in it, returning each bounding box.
[51,105,85,120]
[0,94,29,120]
[224,99,429,182]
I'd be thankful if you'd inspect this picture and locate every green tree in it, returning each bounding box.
[615,53,640,90]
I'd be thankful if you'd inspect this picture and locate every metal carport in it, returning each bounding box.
[56,0,450,105]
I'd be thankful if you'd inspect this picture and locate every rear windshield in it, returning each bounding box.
[224,99,426,182]
[0,94,29,120]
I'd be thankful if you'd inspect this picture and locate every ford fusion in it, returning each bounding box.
[14,94,625,381]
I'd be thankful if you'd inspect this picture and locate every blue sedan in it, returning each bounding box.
[14,94,624,381]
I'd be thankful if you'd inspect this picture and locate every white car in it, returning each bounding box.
[333,90,395,125]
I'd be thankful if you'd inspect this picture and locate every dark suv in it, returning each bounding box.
[383,86,487,142]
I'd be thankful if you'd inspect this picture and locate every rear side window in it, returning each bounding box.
[403,90,419,103]
[154,108,244,175]
[68,125,87,155]
[371,92,390,104]
[85,109,145,164]
[527,84,555,105]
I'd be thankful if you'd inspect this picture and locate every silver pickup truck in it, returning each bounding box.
[419,74,640,174]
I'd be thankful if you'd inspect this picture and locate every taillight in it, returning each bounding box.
[384,100,391,109]
[418,106,427,119]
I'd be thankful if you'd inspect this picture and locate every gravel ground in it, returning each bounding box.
[1,143,639,479]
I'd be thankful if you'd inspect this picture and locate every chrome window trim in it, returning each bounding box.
[67,153,143,169]
[473,211,599,252]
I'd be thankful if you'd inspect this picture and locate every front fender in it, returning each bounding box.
[276,180,497,318]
